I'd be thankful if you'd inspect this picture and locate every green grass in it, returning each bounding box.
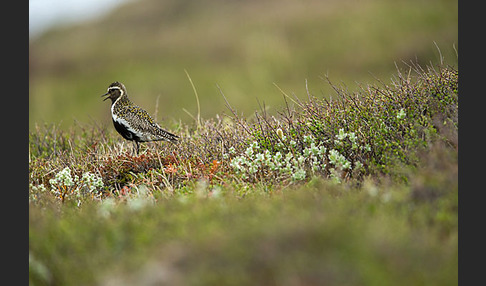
[29,0,458,130]
[29,62,457,285]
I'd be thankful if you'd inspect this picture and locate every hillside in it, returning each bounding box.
[29,1,458,283]
[29,0,457,129]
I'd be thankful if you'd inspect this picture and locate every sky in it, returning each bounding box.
[29,0,133,39]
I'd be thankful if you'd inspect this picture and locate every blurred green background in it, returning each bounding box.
[29,0,458,130]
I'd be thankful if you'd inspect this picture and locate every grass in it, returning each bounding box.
[29,62,457,285]
[29,0,458,130]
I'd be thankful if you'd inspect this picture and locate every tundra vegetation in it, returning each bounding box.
[29,62,458,285]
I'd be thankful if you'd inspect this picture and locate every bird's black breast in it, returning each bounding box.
[113,120,140,142]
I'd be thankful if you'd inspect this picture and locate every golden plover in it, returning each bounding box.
[101,81,178,155]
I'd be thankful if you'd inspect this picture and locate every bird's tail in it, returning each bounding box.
[159,129,179,143]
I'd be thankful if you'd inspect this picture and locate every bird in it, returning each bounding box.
[101,81,178,155]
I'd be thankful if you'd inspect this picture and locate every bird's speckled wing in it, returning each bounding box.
[120,105,178,142]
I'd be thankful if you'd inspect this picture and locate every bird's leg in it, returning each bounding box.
[133,141,139,156]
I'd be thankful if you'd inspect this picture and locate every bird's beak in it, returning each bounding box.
[101,92,110,101]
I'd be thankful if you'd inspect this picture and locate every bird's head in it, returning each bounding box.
[101,81,127,102]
